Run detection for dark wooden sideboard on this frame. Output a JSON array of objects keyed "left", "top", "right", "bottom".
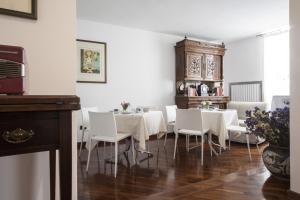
[{"left": 0, "top": 95, "right": 80, "bottom": 200}]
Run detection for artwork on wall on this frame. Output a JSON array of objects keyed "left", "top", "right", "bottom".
[
  {"left": 76, "top": 39, "right": 107, "bottom": 83},
  {"left": 0, "top": 0, "right": 37, "bottom": 19}
]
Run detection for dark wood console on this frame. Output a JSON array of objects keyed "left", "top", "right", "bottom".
[{"left": 0, "top": 95, "right": 80, "bottom": 200}]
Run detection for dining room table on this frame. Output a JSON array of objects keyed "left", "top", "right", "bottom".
[
  {"left": 86, "top": 110, "right": 167, "bottom": 152},
  {"left": 201, "top": 108, "right": 239, "bottom": 149}
]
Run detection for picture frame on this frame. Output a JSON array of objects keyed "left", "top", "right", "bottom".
[
  {"left": 76, "top": 39, "right": 107, "bottom": 83},
  {"left": 0, "top": 0, "right": 37, "bottom": 20}
]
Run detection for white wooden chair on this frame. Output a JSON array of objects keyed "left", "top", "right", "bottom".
[
  {"left": 79, "top": 107, "right": 99, "bottom": 157},
  {"left": 227, "top": 125, "right": 260, "bottom": 161},
  {"left": 173, "top": 109, "right": 211, "bottom": 165},
  {"left": 86, "top": 111, "right": 135, "bottom": 178},
  {"left": 164, "top": 105, "right": 177, "bottom": 145}
]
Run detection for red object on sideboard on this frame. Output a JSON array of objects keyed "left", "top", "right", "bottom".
[{"left": 0, "top": 44, "right": 25, "bottom": 95}]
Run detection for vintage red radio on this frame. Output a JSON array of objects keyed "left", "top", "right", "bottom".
[{"left": 0, "top": 45, "right": 25, "bottom": 95}]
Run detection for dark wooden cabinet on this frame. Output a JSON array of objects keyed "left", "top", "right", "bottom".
[
  {"left": 175, "top": 38, "right": 229, "bottom": 108},
  {"left": 0, "top": 95, "right": 80, "bottom": 200}
]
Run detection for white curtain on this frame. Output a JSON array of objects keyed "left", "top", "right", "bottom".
[{"left": 264, "top": 32, "right": 290, "bottom": 107}]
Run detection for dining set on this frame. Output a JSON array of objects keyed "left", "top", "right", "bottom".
[{"left": 78, "top": 105, "right": 258, "bottom": 178}]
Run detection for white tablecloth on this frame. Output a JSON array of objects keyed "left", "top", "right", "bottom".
[
  {"left": 201, "top": 109, "right": 239, "bottom": 148},
  {"left": 86, "top": 111, "right": 167, "bottom": 151}
]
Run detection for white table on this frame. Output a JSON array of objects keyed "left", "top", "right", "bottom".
[
  {"left": 201, "top": 109, "right": 239, "bottom": 148},
  {"left": 115, "top": 111, "right": 167, "bottom": 151},
  {"left": 86, "top": 111, "right": 167, "bottom": 151}
]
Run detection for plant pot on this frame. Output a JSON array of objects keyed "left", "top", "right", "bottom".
[{"left": 262, "top": 144, "right": 290, "bottom": 179}]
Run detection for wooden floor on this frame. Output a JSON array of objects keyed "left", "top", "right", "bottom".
[{"left": 78, "top": 135, "right": 289, "bottom": 200}]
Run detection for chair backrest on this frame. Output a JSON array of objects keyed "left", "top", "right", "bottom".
[
  {"left": 81, "top": 107, "right": 99, "bottom": 129},
  {"left": 271, "top": 95, "right": 289, "bottom": 111},
  {"left": 175, "top": 109, "right": 204, "bottom": 132},
  {"left": 88, "top": 111, "right": 117, "bottom": 138},
  {"left": 227, "top": 101, "right": 267, "bottom": 119},
  {"left": 165, "top": 105, "right": 177, "bottom": 123}
]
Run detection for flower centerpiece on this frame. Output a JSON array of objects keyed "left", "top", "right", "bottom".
[
  {"left": 245, "top": 106, "right": 290, "bottom": 179},
  {"left": 121, "top": 101, "right": 130, "bottom": 112},
  {"left": 201, "top": 101, "right": 212, "bottom": 109}
]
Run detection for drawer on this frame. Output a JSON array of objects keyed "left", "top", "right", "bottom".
[{"left": 0, "top": 111, "right": 59, "bottom": 153}]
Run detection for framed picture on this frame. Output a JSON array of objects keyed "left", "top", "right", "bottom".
[
  {"left": 76, "top": 39, "right": 107, "bottom": 83},
  {"left": 0, "top": 0, "right": 37, "bottom": 20}
]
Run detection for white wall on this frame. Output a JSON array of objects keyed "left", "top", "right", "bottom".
[
  {"left": 290, "top": 0, "right": 300, "bottom": 194},
  {"left": 223, "top": 37, "right": 264, "bottom": 97},
  {"left": 0, "top": 0, "right": 77, "bottom": 199},
  {"left": 76, "top": 20, "right": 181, "bottom": 138},
  {"left": 77, "top": 20, "right": 181, "bottom": 110}
]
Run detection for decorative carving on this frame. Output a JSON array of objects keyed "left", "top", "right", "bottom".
[
  {"left": 186, "top": 53, "right": 202, "bottom": 77},
  {"left": 206, "top": 55, "right": 216, "bottom": 79}
]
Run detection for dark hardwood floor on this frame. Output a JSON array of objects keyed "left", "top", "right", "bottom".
[{"left": 78, "top": 135, "right": 290, "bottom": 200}]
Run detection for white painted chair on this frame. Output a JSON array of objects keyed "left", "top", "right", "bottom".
[
  {"left": 79, "top": 107, "right": 99, "bottom": 157},
  {"left": 173, "top": 109, "right": 211, "bottom": 165},
  {"left": 164, "top": 105, "right": 177, "bottom": 145},
  {"left": 227, "top": 125, "right": 260, "bottom": 161},
  {"left": 86, "top": 111, "right": 135, "bottom": 178}
]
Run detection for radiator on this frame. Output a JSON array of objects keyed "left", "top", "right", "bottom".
[{"left": 229, "top": 81, "right": 263, "bottom": 102}]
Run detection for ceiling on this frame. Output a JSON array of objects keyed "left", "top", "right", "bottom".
[{"left": 77, "top": 0, "right": 289, "bottom": 42}]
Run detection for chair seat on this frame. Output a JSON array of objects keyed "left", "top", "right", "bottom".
[
  {"left": 92, "top": 132, "right": 132, "bottom": 142},
  {"left": 178, "top": 128, "right": 209, "bottom": 136},
  {"left": 227, "top": 125, "right": 247, "bottom": 133}
]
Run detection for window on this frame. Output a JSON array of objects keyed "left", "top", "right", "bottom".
[{"left": 264, "top": 32, "right": 289, "bottom": 106}]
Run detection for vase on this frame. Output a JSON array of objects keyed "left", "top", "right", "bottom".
[{"left": 262, "top": 144, "right": 290, "bottom": 179}]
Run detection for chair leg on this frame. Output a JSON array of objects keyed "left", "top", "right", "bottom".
[
  {"left": 103, "top": 142, "right": 106, "bottom": 160},
  {"left": 157, "top": 134, "right": 160, "bottom": 150},
  {"left": 228, "top": 131, "right": 231, "bottom": 150},
  {"left": 164, "top": 132, "right": 168, "bottom": 146},
  {"left": 196, "top": 135, "right": 198, "bottom": 145},
  {"left": 131, "top": 136, "right": 136, "bottom": 165},
  {"left": 209, "top": 133, "right": 213, "bottom": 158},
  {"left": 86, "top": 139, "right": 92, "bottom": 172},
  {"left": 79, "top": 129, "right": 85, "bottom": 157},
  {"left": 187, "top": 135, "right": 190, "bottom": 152},
  {"left": 114, "top": 142, "right": 118, "bottom": 178},
  {"left": 246, "top": 134, "right": 252, "bottom": 161},
  {"left": 96, "top": 142, "right": 100, "bottom": 162},
  {"left": 173, "top": 133, "right": 179, "bottom": 159},
  {"left": 201, "top": 135, "right": 204, "bottom": 166}
]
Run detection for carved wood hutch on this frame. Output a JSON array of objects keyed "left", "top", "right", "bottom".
[{"left": 175, "top": 39, "right": 229, "bottom": 109}]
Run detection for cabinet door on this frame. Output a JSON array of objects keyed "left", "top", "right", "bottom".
[
  {"left": 203, "top": 54, "right": 222, "bottom": 80},
  {"left": 185, "top": 52, "right": 203, "bottom": 79}
]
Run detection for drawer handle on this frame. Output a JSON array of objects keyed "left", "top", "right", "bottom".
[{"left": 2, "top": 128, "right": 34, "bottom": 144}]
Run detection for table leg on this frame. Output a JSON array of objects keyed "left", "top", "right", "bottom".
[
  {"left": 50, "top": 149, "right": 56, "bottom": 200},
  {"left": 59, "top": 111, "right": 72, "bottom": 200}
]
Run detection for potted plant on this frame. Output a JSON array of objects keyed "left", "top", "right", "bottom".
[
  {"left": 245, "top": 106, "right": 290, "bottom": 179},
  {"left": 121, "top": 101, "right": 130, "bottom": 112}
]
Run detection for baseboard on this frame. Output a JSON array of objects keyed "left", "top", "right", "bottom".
[{"left": 288, "top": 190, "right": 300, "bottom": 200}]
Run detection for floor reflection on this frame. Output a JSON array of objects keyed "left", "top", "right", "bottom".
[{"left": 78, "top": 135, "right": 289, "bottom": 200}]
